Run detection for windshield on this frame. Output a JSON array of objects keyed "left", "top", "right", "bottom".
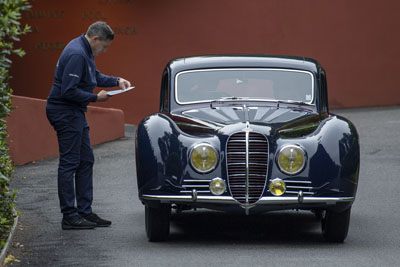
[{"left": 175, "top": 68, "right": 314, "bottom": 104}]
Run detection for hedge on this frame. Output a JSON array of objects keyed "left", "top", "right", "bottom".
[{"left": 0, "top": 0, "right": 30, "bottom": 250}]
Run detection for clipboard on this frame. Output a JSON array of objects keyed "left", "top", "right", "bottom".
[{"left": 107, "top": 86, "right": 135, "bottom": 96}]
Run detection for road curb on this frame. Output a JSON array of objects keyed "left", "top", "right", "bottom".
[{"left": 0, "top": 209, "right": 19, "bottom": 265}]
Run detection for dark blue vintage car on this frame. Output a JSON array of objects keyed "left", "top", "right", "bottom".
[{"left": 135, "top": 55, "right": 359, "bottom": 242}]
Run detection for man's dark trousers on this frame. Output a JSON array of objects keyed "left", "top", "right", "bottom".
[{"left": 46, "top": 108, "right": 94, "bottom": 217}]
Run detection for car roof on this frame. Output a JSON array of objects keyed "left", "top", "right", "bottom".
[{"left": 167, "top": 55, "right": 321, "bottom": 74}]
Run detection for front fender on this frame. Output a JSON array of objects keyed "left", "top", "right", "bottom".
[
  {"left": 302, "top": 115, "right": 359, "bottom": 197},
  {"left": 136, "top": 113, "right": 183, "bottom": 195},
  {"left": 271, "top": 114, "right": 359, "bottom": 198},
  {"left": 135, "top": 113, "right": 221, "bottom": 197}
]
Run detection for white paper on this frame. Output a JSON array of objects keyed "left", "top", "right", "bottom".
[{"left": 107, "top": 86, "right": 135, "bottom": 96}]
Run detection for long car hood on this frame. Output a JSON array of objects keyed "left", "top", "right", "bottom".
[{"left": 170, "top": 105, "right": 323, "bottom": 135}]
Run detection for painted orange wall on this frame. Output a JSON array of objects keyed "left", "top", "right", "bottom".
[{"left": 10, "top": 0, "right": 400, "bottom": 124}]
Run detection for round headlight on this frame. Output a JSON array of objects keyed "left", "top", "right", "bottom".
[
  {"left": 269, "top": 178, "right": 286, "bottom": 196},
  {"left": 190, "top": 144, "right": 218, "bottom": 173},
  {"left": 209, "top": 177, "right": 226, "bottom": 195},
  {"left": 277, "top": 145, "right": 306, "bottom": 175}
]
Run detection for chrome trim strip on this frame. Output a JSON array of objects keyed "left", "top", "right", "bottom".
[
  {"left": 248, "top": 163, "right": 268, "bottom": 167},
  {"left": 180, "top": 190, "right": 211, "bottom": 194},
  {"left": 183, "top": 179, "right": 212, "bottom": 183},
  {"left": 286, "top": 186, "right": 314, "bottom": 190},
  {"left": 174, "top": 68, "right": 315, "bottom": 105},
  {"left": 227, "top": 174, "right": 246, "bottom": 177},
  {"left": 142, "top": 194, "right": 355, "bottom": 205},
  {"left": 285, "top": 180, "right": 311, "bottom": 184},
  {"left": 250, "top": 174, "right": 267, "bottom": 177},
  {"left": 245, "top": 120, "right": 250, "bottom": 204},
  {"left": 182, "top": 185, "right": 210, "bottom": 188},
  {"left": 227, "top": 163, "right": 247, "bottom": 166},
  {"left": 285, "top": 191, "right": 314, "bottom": 195}
]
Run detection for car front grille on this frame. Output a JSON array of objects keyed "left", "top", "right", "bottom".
[{"left": 226, "top": 131, "right": 269, "bottom": 204}]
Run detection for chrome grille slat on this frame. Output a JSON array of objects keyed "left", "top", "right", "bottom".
[
  {"left": 248, "top": 163, "right": 268, "bottom": 166},
  {"left": 183, "top": 179, "right": 212, "bottom": 183},
  {"left": 180, "top": 190, "right": 211, "bottom": 194},
  {"left": 285, "top": 191, "right": 314, "bottom": 195},
  {"left": 180, "top": 179, "right": 212, "bottom": 194},
  {"left": 182, "top": 185, "right": 210, "bottom": 188},
  {"left": 230, "top": 185, "right": 265, "bottom": 188},
  {"left": 286, "top": 185, "right": 315, "bottom": 190},
  {"left": 285, "top": 180, "right": 312, "bottom": 184},
  {"left": 227, "top": 131, "right": 269, "bottom": 204},
  {"left": 234, "top": 197, "right": 260, "bottom": 200}
]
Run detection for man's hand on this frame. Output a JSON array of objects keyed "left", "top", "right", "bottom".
[
  {"left": 118, "top": 77, "right": 131, "bottom": 89},
  {"left": 97, "top": 90, "right": 110, "bottom": 102}
]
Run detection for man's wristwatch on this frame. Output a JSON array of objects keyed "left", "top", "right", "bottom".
[{"left": 116, "top": 77, "right": 120, "bottom": 86}]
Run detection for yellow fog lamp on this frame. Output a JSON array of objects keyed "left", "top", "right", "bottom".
[
  {"left": 209, "top": 177, "right": 226, "bottom": 195},
  {"left": 269, "top": 178, "right": 286, "bottom": 196},
  {"left": 277, "top": 145, "right": 306, "bottom": 175},
  {"left": 190, "top": 143, "right": 218, "bottom": 173}
]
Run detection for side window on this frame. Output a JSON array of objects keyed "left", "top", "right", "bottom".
[
  {"left": 160, "top": 70, "right": 169, "bottom": 112},
  {"left": 319, "top": 69, "right": 329, "bottom": 113}
]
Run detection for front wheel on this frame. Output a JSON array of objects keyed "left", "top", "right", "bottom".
[
  {"left": 145, "top": 203, "right": 171, "bottom": 242},
  {"left": 321, "top": 207, "right": 351, "bottom": 242}
]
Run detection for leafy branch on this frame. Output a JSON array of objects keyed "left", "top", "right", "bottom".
[{"left": 0, "top": 0, "right": 31, "bottom": 249}]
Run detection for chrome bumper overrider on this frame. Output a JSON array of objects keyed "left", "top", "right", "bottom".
[{"left": 141, "top": 194, "right": 355, "bottom": 206}]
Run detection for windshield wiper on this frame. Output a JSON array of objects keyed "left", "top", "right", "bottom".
[
  {"left": 276, "top": 100, "right": 313, "bottom": 111},
  {"left": 217, "top": 96, "right": 249, "bottom": 101},
  {"left": 277, "top": 100, "right": 308, "bottom": 105},
  {"left": 210, "top": 96, "right": 249, "bottom": 109}
]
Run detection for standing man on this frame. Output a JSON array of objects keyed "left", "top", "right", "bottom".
[{"left": 46, "top": 21, "right": 131, "bottom": 230}]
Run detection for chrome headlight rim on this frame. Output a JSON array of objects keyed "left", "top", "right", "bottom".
[
  {"left": 276, "top": 144, "right": 307, "bottom": 175},
  {"left": 190, "top": 143, "right": 219, "bottom": 173}
]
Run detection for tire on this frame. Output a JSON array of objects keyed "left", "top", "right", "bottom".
[
  {"left": 312, "top": 209, "right": 323, "bottom": 220},
  {"left": 321, "top": 207, "right": 351, "bottom": 242},
  {"left": 145, "top": 203, "right": 171, "bottom": 242}
]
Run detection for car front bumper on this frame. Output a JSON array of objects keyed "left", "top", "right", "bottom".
[{"left": 141, "top": 194, "right": 355, "bottom": 208}]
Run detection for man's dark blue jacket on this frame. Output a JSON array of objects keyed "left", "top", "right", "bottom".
[{"left": 47, "top": 34, "right": 117, "bottom": 111}]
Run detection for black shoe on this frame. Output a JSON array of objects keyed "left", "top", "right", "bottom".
[
  {"left": 62, "top": 215, "right": 96, "bottom": 230},
  {"left": 83, "top": 213, "right": 112, "bottom": 227}
]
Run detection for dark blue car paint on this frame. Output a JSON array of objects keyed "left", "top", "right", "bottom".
[{"left": 136, "top": 56, "right": 359, "bottom": 213}]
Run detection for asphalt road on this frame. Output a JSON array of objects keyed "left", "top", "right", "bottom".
[{"left": 7, "top": 106, "right": 400, "bottom": 267}]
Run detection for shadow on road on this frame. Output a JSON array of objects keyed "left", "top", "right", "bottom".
[{"left": 168, "top": 209, "right": 325, "bottom": 244}]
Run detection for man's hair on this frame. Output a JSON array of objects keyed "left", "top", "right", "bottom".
[{"left": 86, "top": 21, "right": 114, "bottom": 41}]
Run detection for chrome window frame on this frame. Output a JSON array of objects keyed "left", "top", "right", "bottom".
[{"left": 174, "top": 68, "right": 315, "bottom": 105}]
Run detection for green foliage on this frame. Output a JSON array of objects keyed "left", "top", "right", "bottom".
[{"left": 0, "top": 0, "right": 31, "bottom": 249}]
